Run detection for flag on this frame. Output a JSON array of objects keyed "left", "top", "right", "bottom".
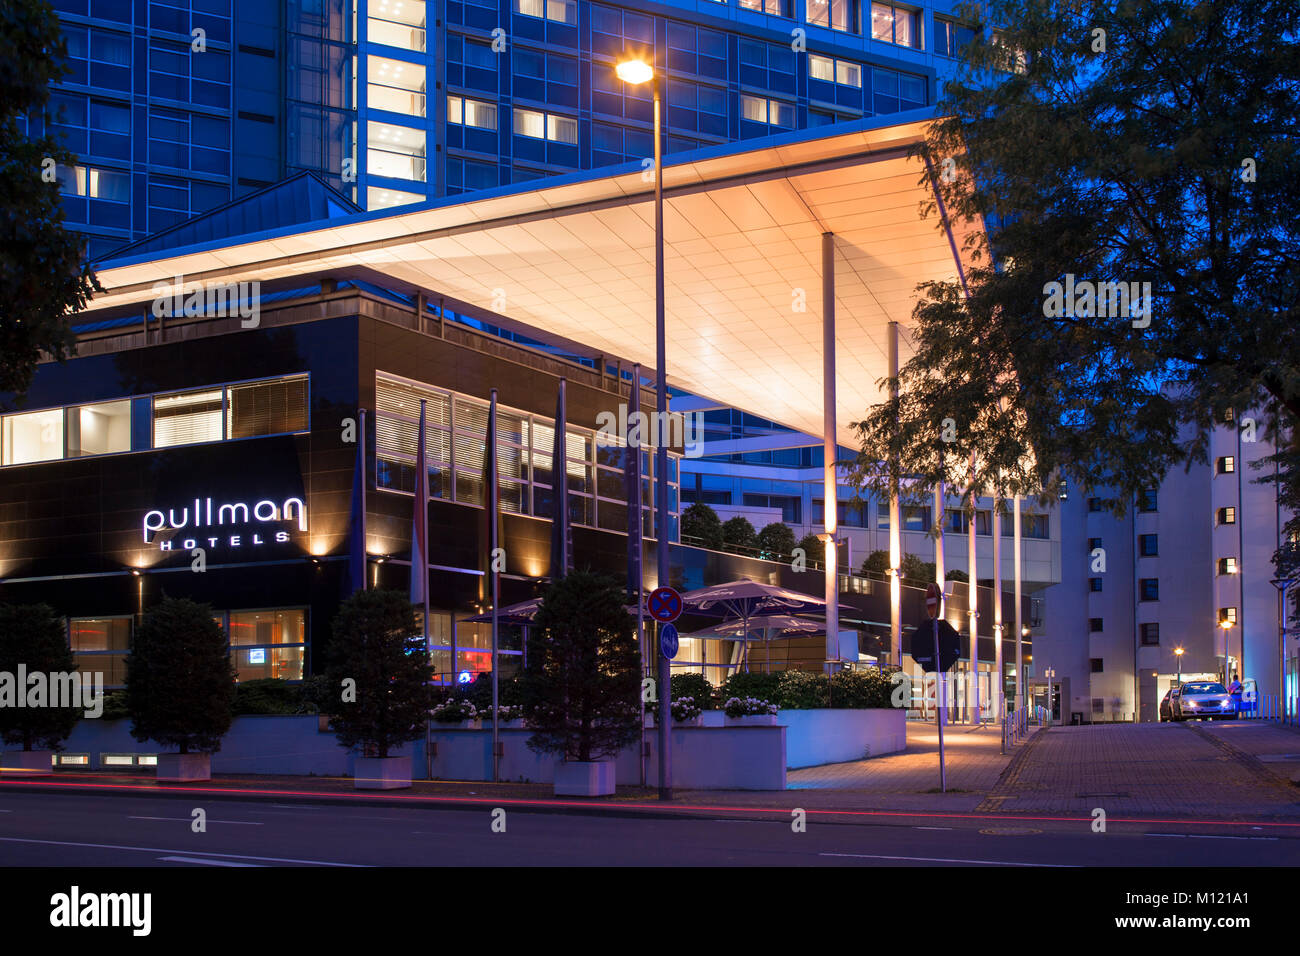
[
  {"left": 409, "top": 399, "right": 428, "bottom": 607},
  {"left": 346, "top": 409, "right": 367, "bottom": 594},
  {"left": 625, "top": 366, "right": 642, "bottom": 597},
  {"left": 550, "top": 378, "right": 570, "bottom": 578}
]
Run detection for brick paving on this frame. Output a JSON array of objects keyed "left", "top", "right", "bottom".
[{"left": 975, "top": 722, "right": 1300, "bottom": 819}]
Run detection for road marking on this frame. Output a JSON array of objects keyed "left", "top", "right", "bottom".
[
  {"left": 0, "top": 836, "right": 366, "bottom": 867},
  {"left": 914, "top": 826, "right": 954, "bottom": 831},
  {"left": 1147, "top": 833, "right": 1278, "bottom": 841},
  {"left": 131, "top": 816, "right": 264, "bottom": 825},
  {"left": 819, "top": 852, "right": 1070, "bottom": 867},
  {"left": 157, "top": 855, "right": 261, "bottom": 867}
]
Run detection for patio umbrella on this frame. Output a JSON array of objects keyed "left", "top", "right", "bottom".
[
  {"left": 690, "top": 613, "right": 826, "bottom": 674},
  {"left": 678, "top": 580, "right": 831, "bottom": 672}
]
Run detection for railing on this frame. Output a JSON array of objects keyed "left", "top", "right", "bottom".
[
  {"left": 1239, "top": 695, "right": 1300, "bottom": 724},
  {"left": 1000, "top": 700, "right": 1033, "bottom": 753}
]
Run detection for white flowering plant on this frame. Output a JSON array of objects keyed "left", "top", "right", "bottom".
[
  {"left": 723, "top": 696, "right": 778, "bottom": 718},
  {"left": 431, "top": 698, "right": 479, "bottom": 723}
]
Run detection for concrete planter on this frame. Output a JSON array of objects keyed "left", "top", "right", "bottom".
[
  {"left": 725, "top": 714, "right": 778, "bottom": 726},
  {"left": 554, "top": 759, "right": 616, "bottom": 796},
  {"left": 1, "top": 750, "right": 53, "bottom": 774},
  {"left": 503, "top": 719, "right": 526, "bottom": 729},
  {"left": 673, "top": 716, "right": 704, "bottom": 727},
  {"left": 355, "top": 755, "right": 411, "bottom": 790},
  {"left": 433, "top": 719, "right": 480, "bottom": 730},
  {"left": 157, "top": 753, "right": 211, "bottom": 782}
]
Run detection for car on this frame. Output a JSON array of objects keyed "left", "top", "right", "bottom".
[
  {"left": 1159, "top": 688, "right": 1173, "bottom": 721},
  {"left": 1170, "top": 681, "right": 1237, "bottom": 721}
]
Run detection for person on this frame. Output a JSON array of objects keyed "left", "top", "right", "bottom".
[{"left": 1228, "top": 673, "right": 1244, "bottom": 710}]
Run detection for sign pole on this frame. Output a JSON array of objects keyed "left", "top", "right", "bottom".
[{"left": 935, "top": 616, "right": 946, "bottom": 793}]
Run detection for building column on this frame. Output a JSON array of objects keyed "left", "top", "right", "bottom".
[
  {"left": 822, "top": 232, "right": 839, "bottom": 672},
  {"left": 888, "top": 320, "right": 901, "bottom": 668},
  {"left": 1014, "top": 494, "right": 1023, "bottom": 710},
  {"left": 934, "top": 483, "right": 945, "bottom": 585},
  {"left": 992, "top": 495, "right": 1003, "bottom": 721}
]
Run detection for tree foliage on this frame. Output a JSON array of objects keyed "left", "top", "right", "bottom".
[
  {"left": 520, "top": 570, "right": 640, "bottom": 762},
  {"left": 796, "top": 533, "right": 825, "bottom": 566},
  {"left": 756, "top": 521, "right": 797, "bottom": 560},
  {"left": 0, "top": 0, "right": 101, "bottom": 401},
  {"left": 721, "top": 515, "right": 758, "bottom": 552},
  {"left": 0, "top": 603, "right": 80, "bottom": 751},
  {"left": 127, "top": 596, "right": 236, "bottom": 754},
  {"left": 847, "top": 2, "right": 1300, "bottom": 543},
  {"left": 324, "top": 588, "right": 431, "bottom": 758},
  {"left": 681, "top": 502, "right": 724, "bottom": 550}
]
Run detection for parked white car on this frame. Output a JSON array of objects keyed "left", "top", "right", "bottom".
[{"left": 1170, "top": 681, "right": 1237, "bottom": 721}]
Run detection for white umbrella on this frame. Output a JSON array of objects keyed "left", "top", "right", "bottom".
[{"left": 678, "top": 580, "right": 830, "bottom": 673}]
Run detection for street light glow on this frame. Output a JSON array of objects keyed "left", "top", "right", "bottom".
[{"left": 616, "top": 59, "right": 654, "bottom": 85}]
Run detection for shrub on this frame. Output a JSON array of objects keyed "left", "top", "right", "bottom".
[
  {"left": 776, "top": 669, "right": 830, "bottom": 709},
  {"left": 721, "top": 516, "right": 758, "bottom": 552},
  {"left": 295, "top": 674, "right": 334, "bottom": 714},
  {"left": 670, "top": 672, "right": 716, "bottom": 709},
  {"left": 719, "top": 671, "right": 781, "bottom": 704},
  {"left": 233, "top": 678, "right": 300, "bottom": 715},
  {"left": 431, "top": 698, "right": 479, "bottom": 723},
  {"left": 651, "top": 696, "right": 703, "bottom": 724},
  {"left": 0, "top": 603, "right": 81, "bottom": 751},
  {"left": 829, "top": 669, "right": 894, "bottom": 709},
  {"left": 520, "top": 570, "right": 641, "bottom": 762},
  {"left": 681, "top": 503, "right": 724, "bottom": 550},
  {"left": 127, "top": 596, "right": 236, "bottom": 754},
  {"left": 756, "top": 522, "right": 797, "bottom": 561},
  {"left": 100, "top": 690, "right": 130, "bottom": 722},
  {"left": 723, "top": 696, "right": 778, "bottom": 718},
  {"left": 324, "top": 588, "right": 432, "bottom": 758}
]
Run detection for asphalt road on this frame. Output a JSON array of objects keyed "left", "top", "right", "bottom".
[{"left": 3, "top": 790, "right": 1300, "bottom": 866}]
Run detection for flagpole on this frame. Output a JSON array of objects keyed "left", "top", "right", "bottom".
[
  {"left": 360, "top": 409, "right": 367, "bottom": 590},
  {"left": 489, "top": 389, "right": 500, "bottom": 783}
]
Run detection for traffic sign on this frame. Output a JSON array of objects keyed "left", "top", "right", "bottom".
[
  {"left": 925, "top": 582, "right": 942, "bottom": 619},
  {"left": 660, "top": 623, "right": 679, "bottom": 660},
  {"left": 646, "top": 585, "right": 683, "bottom": 623},
  {"left": 911, "top": 618, "right": 961, "bottom": 672}
]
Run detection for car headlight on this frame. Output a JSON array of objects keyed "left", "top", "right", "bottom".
[{"left": 1185, "top": 700, "right": 1197, "bottom": 706}]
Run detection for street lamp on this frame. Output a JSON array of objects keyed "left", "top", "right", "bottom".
[
  {"left": 617, "top": 56, "right": 671, "bottom": 800},
  {"left": 1174, "top": 646, "right": 1184, "bottom": 686}
]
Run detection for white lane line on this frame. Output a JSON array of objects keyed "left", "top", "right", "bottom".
[
  {"left": 130, "top": 816, "right": 263, "bottom": 825},
  {"left": 269, "top": 804, "right": 331, "bottom": 810},
  {"left": 914, "top": 826, "right": 954, "bottom": 831},
  {"left": 1187, "top": 834, "right": 1278, "bottom": 841},
  {"left": 158, "top": 856, "right": 261, "bottom": 867},
  {"left": 0, "top": 836, "right": 366, "bottom": 867},
  {"left": 820, "top": 852, "right": 1071, "bottom": 867}
]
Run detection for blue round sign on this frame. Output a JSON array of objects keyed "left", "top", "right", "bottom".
[{"left": 660, "top": 623, "right": 679, "bottom": 660}]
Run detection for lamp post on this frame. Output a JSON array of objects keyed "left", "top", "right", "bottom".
[
  {"left": 1220, "top": 619, "right": 1234, "bottom": 686},
  {"left": 1174, "top": 646, "right": 1184, "bottom": 687},
  {"left": 616, "top": 57, "right": 671, "bottom": 800}
]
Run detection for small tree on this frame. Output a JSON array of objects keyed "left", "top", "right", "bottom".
[
  {"left": 796, "top": 533, "right": 825, "bottom": 567},
  {"left": 0, "top": 603, "right": 80, "bottom": 751},
  {"left": 520, "top": 570, "right": 640, "bottom": 762},
  {"left": 756, "top": 522, "right": 797, "bottom": 561},
  {"left": 721, "top": 516, "right": 758, "bottom": 552},
  {"left": 325, "top": 589, "right": 431, "bottom": 759},
  {"left": 861, "top": 550, "right": 891, "bottom": 579},
  {"left": 681, "top": 502, "right": 724, "bottom": 550},
  {"left": 127, "top": 597, "right": 235, "bottom": 754}
]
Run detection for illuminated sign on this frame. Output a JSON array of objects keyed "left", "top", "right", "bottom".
[
  {"left": 142, "top": 496, "right": 307, "bottom": 550},
  {"left": 248, "top": 649, "right": 266, "bottom": 664}
]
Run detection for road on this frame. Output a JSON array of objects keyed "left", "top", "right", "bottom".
[{"left": 2, "top": 790, "right": 1299, "bottom": 866}]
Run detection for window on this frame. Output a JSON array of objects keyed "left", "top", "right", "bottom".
[
  {"left": 447, "top": 95, "right": 498, "bottom": 130},
  {"left": 1219, "top": 607, "right": 1238, "bottom": 626},
  {"left": 1140, "top": 578, "right": 1160, "bottom": 601},
  {"left": 1087, "top": 497, "right": 1102, "bottom": 512},
  {"left": 742, "top": 493, "right": 802, "bottom": 524},
  {"left": 226, "top": 377, "right": 309, "bottom": 440},
  {"left": 991, "top": 29, "right": 1028, "bottom": 73},
  {"left": 807, "top": 0, "right": 853, "bottom": 32},
  {"left": 1089, "top": 577, "right": 1103, "bottom": 592},
  {"left": 369, "top": 0, "right": 426, "bottom": 52},
  {"left": 1139, "top": 534, "right": 1158, "bottom": 556},
  {"left": 1090, "top": 658, "right": 1103, "bottom": 673},
  {"left": 55, "top": 163, "right": 130, "bottom": 201},
  {"left": 1220, "top": 407, "right": 1235, "bottom": 425},
  {"left": 1023, "top": 513, "right": 1050, "bottom": 539},
  {"left": 1218, "top": 557, "right": 1238, "bottom": 575},
  {"left": 153, "top": 389, "right": 224, "bottom": 447},
  {"left": 739, "top": 95, "right": 794, "bottom": 128},
  {"left": 871, "top": 3, "right": 920, "bottom": 48},
  {"left": 367, "top": 121, "right": 426, "bottom": 182},
  {"left": 1091, "top": 697, "right": 1105, "bottom": 715},
  {"left": 739, "top": 0, "right": 790, "bottom": 14},
  {"left": 934, "top": 16, "right": 975, "bottom": 57},
  {"left": 1218, "top": 506, "right": 1236, "bottom": 525},
  {"left": 368, "top": 55, "right": 426, "bottom": 117},
  {"left": 1089, "top": 618, "right": 1104, "bottom": 633},
  {"left": 68, "top": 400, "right": 131, "bottom": 457},
  {"left": 2, "top": 408, "right": 65, "bottom": 465},
  {"left": 809, "top": 53, "right": 863, "bottom": 87},
  {"left": 226, "top": 609, "right": 307, "bottom": 682},
  {"left": 515, "top": 0, "right": 576, "bottom": 25},
  {"left": 368, "top": 186, "right": 425, "bottom": 209},
  {"left": 1217, "top": 456, "right": 1235, "bottom": 474},
  {"left": 1088, "top": 537, "right": 1103, "bottom": 550},
  {"left": 815, "top": 498, "right": 868, "bottom": 528},
  {"left": 70, "top": 617, "right": 131, "bottom": 688},
  {"left": 512, "top": 107, "right": 573, "bottom": 142},
  {"left": 1140, "top": 623, "right": 1160, "bottom": 645},
  {"left": 462, "top": 39, "right": 496, "bottom": 70},
  {"left": 1137, "top": 488, "right": 1158, "bottom": 512}
]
